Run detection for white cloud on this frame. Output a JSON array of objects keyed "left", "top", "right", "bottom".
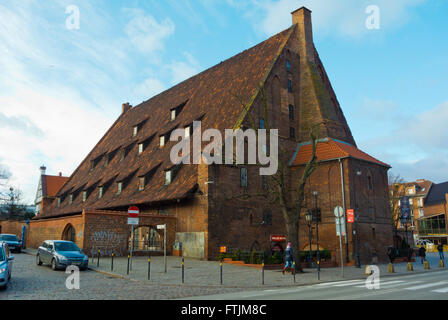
[
  {"left": 235, "top": 0, "right": 427, "bottom": 38},
  {"left": 124, "top": 9, "right": 175, "bottom": 56},
  {"left": 168, "top": 52, "right": 201, "bottom": 84},
  {"left": 132, "top": 77, "right": 167, "bottom": 105}
]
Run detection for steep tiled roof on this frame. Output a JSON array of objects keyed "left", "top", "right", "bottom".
[
  {"left": 425, "top": 182, "right": 448, "bottom": 205},
  {"left": 289, "top": 138, "right": 390, "bottom": 167},
  {"left": 42, "top": 175, "right": 69, "bottom": 197},
  {"left": 35, "top": 26, "right": 294, "bottom": 220}
]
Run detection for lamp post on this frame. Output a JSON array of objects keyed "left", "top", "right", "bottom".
[
  {"left": 354, "top": 170, "right": 362, "bottom": 268},
  {"left": 305, "top": 210, "right": 313, "bottom": 267},
  {"left": 313, "top": 191, "right": 320, "bottom": 280}
]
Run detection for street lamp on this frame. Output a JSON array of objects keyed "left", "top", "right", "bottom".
[
  {"left": 305, "top": 210, "right": 313, "bottom": 267},
  {"left": 313, "top": 191, "right": 320, "bottom": 280}
]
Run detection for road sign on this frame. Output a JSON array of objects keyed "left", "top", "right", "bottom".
[
  {"left": 128, "top": 217, "right": 139, "bottom": 225},
  {"left": 336, "top": 217, "right": 346, "bottom": 236},
  {"left": 334, "top": 206, "right": 344, "bottom": 218},
  {"left": 128, "top": 206, "right": 140, "bottom": 218},
  {"left": 347, "top": 209, "right": 355, "bottom": 223},
  {"left": 270, "top": 235, "right": 287, "bottom": 242}
]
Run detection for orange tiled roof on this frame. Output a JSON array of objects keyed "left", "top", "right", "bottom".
[
  {"left": 290, "top": 138, "right": 390, "bottom": 167},
  {"left": 43, "top": 175, "right": 69, "bottom": 197},
  {"left": 35, "top": 26, "right": 294, "bottom": 220}
]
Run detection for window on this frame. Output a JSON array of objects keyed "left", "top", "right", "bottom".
[
  {"left": 259, "top": 118, "right": 265, "bottom": 129},
  {"left": 165, "top": 170, "right": 172, "bottom": 185},
  {"left": 104, "top": 154, "right": 109, "bottom": 167},
  {"left": 117, "top": 182, "right": 123, "bottom": 195},
  {"left": 185, "top": 126, "right": 190, "bottom": 138},
  {"left": 407, "top": 188, "right": 415, "bottom": 195},
  {"left": 287, "top": 79, "right": 292, "bottom": 92},
  {"left": 69, "top": 194, "right": 73, "bottom": 204},
  {"left": 286, "top": 59, "right": 291, "bottom": 72},
  {"left": 139, "top": 177, "right": 145, "bottom": 191},
  {"left": 289, "top": 127, "right": 295, "bottom": 139},
  {"left": 138, "top": 143, "right": 144, "bottom": 154},
  {"left": 418, "top": 209, "right": 424, "bottom": 218},
  {"left": 98, "top": 186, "right": 103, "bottom": 199},
  {"left": 57, "top": 197, "right": 61, "bottom": 207},
  {"left": 418, "top": 198, "right": 424, "bottom": 207},
  {"left": 82, "top": 191, "right": 87, "bottom": 202},
  {"left": 160, "top": 135, "right": 165, "bottom": 147},
  {"left": 120, "top": 149, "right": 125, "bottom": 161},
  {"left": 263, "top": 210, "right": 272, "bottom": 225},
  {"left": 171, "top": 109, "right": 177, "bottom": 121},
  {"left": 289, "top": 105, "right": 294, "bottom": 120},
  {"left": 367, "top": 176, "right": 373, "bottom": 190},
  {"left": 240, "top": 167, "right": 248, "bottom": 187},
  {"left": 133, "top": 126, "right": 138, "bottom": 136},
  {"left": 409, "top": 198, "right": 414, "bottom": 206},
  {"left": 158, "top": 207, "right": 169, "bottom": 215}
]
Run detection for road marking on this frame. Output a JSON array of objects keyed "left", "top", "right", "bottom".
[
  {"left": 405, "top": 281, "right": 448, "bottom": 290},
  {"left": 333, "top": 280, "right": 368, "bottom": 287},
  {"left": 432, "top": 287, "right": 448, "bottom": 293},
  {"left": 380, "top": 280, "right": 422, "bottom": 289},
  {"left": 316, "top": 279, "right": 365, "bottom": 287},
  {"left": 353, "top": 280, "right": 404, "bottom": 288}
]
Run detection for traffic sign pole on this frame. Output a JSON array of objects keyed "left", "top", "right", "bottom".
[{"left": 128, "top": 206, "right": 140, "bottom": 272}]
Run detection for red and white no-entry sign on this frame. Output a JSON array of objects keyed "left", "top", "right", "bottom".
[{"left": 128, "top": 206, "right": 140, "bottom": 218}]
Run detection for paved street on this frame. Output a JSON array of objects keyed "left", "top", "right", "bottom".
[
  {"left": 0, "top": 252, "right": 246, "bottom": 300},
  {"left": 185, "top": 270, "right": 448, "bottom": 300}
]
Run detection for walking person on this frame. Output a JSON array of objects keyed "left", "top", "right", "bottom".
[
  {"left": 282, "top": 242, "right": 295, "bottom": 275},
  {"left": 419, "top": 246, "right": 427, "bottom": 264},
  {"left": 387, "top": 245, "right": 395, "bottom": 264},
  {"left": 437, "top": 243, "right": 445, "bottom": 260}
]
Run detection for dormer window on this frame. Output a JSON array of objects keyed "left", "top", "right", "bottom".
[
  {"left": 82, "top": 191, "right": 87, "bottom": 202},
  {"left": 139, "top": 177, "right": 145, "bottom": 191},
  {"left": 117, "top": 182, "right": 123, "bottom": 195},
  {"left": 286, "top": 59, "right": 291, "bottom": 72},
  {"left": 170, "top": 101, "right": 187, "bottom": 121},
  {"left": 185, "top": 126, "right": 191, "bottom": 138},
  {"left": 171, "top": 109, "right": 177, "bottom": 121},
  {"left": 160, "top": 135, "right": 165, "bottom": 147},
  {"left": 98, "top": 186, "right": 103, "bottom": 199},
  {"left": 69, "top": 194, "right": 73, "bottom": 204},
  {"left": 138, "top": 143, "right": 144, "bottom": 154},
  {"left": 165, "top": 170, "right": 172, "bottom": 185},
  {"left": 133, "top": 126, "right": 138, "bottom": 137},
  {"left": 57, "top": 197, "right": 61, "bottom": 207}
]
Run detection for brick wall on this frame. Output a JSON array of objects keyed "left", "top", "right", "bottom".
[{"left": 0, "top": 220, "right": 27, "bottom": 239}]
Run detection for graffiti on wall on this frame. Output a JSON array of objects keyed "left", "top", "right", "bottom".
[{"left": 89, "top": 230, "right": 128, "bottom": 257}]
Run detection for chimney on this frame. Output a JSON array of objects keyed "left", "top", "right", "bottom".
[
  {"left": 291, "top": 7, "right": 314, "bottom": 60},
  {"left": 40, "top": 165, "right": 46, "bottom": 175},
  {"left": 59, "top": 172, "right": 62, "bottom": 177},
  {"left": 122, "top": 102, "right": 132, "bottom": 113}
]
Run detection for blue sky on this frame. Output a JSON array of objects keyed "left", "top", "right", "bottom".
[{"left": 0, "top": 0, "right": 447, "bottom": 203}]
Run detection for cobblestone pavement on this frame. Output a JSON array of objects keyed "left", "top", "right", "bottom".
[
  {"left": 0, "top": 252, "right": 247, "bottom": 300},
  {"left": 88, "top": 251, "right": 446, "bottom": 288}
]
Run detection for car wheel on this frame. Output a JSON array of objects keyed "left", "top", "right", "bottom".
[
  {"left": 8, "top": 272, "right": 11, "bottom": 281},
  {"left": 36, "top": 254, "right": 42, "bottom": 266},
  {"left": 51, "top": 258, "right": 58, "bottom": 271}
]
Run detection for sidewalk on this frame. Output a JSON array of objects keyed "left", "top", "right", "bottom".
[{"left": 22, "top": 249, "right": 446, "bottom": 288}]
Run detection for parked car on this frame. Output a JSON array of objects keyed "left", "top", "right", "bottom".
[
  {"left": 36, "top": 240, "right": 88, "bottom": 271},
  {"left": 0, "top": 242, "right": 14, "bottom": 289},
  {"left": 0, "top": 234, "right": 21, "bottom": 253},
  {"left": 416, "top": 239, "right": 434, "bottom": 247}
]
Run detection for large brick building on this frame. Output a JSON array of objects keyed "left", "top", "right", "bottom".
[{"left": 28, "top": 7, "right": 393, "bottom": 264}]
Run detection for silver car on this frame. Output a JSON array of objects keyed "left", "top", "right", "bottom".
[
  {"left": 36, "top": 240, "right": 88, "bottom": 271},
  {"left": 0, "top": 242, "right": 14, "bottom": 290}
]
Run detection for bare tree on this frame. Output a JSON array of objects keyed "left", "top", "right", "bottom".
[
  {"left": 230, "top": 86, "right": 323, "bottom": 272},
  {"left": 388, "top": 172, "right": 405, "bottom": 249}
]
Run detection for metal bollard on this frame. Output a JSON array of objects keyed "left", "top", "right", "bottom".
[
  {"left": 127, "top": 255, "right": 130, "bottom": 275},
  {"left": 220, "top": 259, "right": 223, "bottom": 285},
  {"left": 262, "top": 260, "right": 265, "bottom": 285},
  {"left": 148, "top": 257, "right": 151, "bottom": 280},
  {"left": 111, "top": 253, "right": 114, "bottom": 271},
  {"left": 182, "top": 258, "right": 185, "bottom": 284},
  {"left": 97, "top": 250, "right": 100, "bottom": 267},
  {"left": 293, "top": 261, "right": 296, "bottom": 283}
]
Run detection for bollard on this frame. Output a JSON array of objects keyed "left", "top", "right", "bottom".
[
  {"left": 388, "top": 263, "right": 395, "bottom": 273},
  {"left": 293, "top": 261, "right": 296, "bottom": 283},
  {"left": 407, "top": 262, "right": 414, "bottom": 272},
  {"left": 182, "top": 258, "right": 185, "bottom": 284},
  {"left": 440, "top": 260, "right": 445, "bottom": 268},
  {"left": 148, "top": 257, "right": 151, "bottom": 280},
  {"left": 127, "top": 255, "right": 130, "bottom": 275},
  {"left": 97, "top": 250, "right": 100, "bottom": 267},
  {"left": 424, "top": 260, "right": 430, "bottom": 270},
  {"left": 365, "top": 265, "right": 372, "bottom": 276},
  {"left": 220, "top": 259, "right": 223, "bottom": 285},
  {"left": 261, "top": 260, "right": 264, "bottom": 285},
  {"left": 111, "top": 253, "right": 114, "bottom": 271}
]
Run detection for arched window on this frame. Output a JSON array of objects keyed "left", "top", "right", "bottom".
[{"left": 62, "top": 224, "right": 76, "bottom": 242}]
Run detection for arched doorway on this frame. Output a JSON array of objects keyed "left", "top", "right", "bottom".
[
  {"left": 62, "top": 224, "right": 76, "bottom": 242},
  {"left": 129, "top": 226, "right": 163, "bottom": 253}
]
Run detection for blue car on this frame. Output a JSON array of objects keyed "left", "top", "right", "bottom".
[
  {"left": 0, "top": 242, "right": 14, "bottom": 290},
  {"left": 0, "top": 234, "right": 21, "bottom": 253},
  {"left": 36, "top": 240, "right": 88, "bottom": 271}
]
